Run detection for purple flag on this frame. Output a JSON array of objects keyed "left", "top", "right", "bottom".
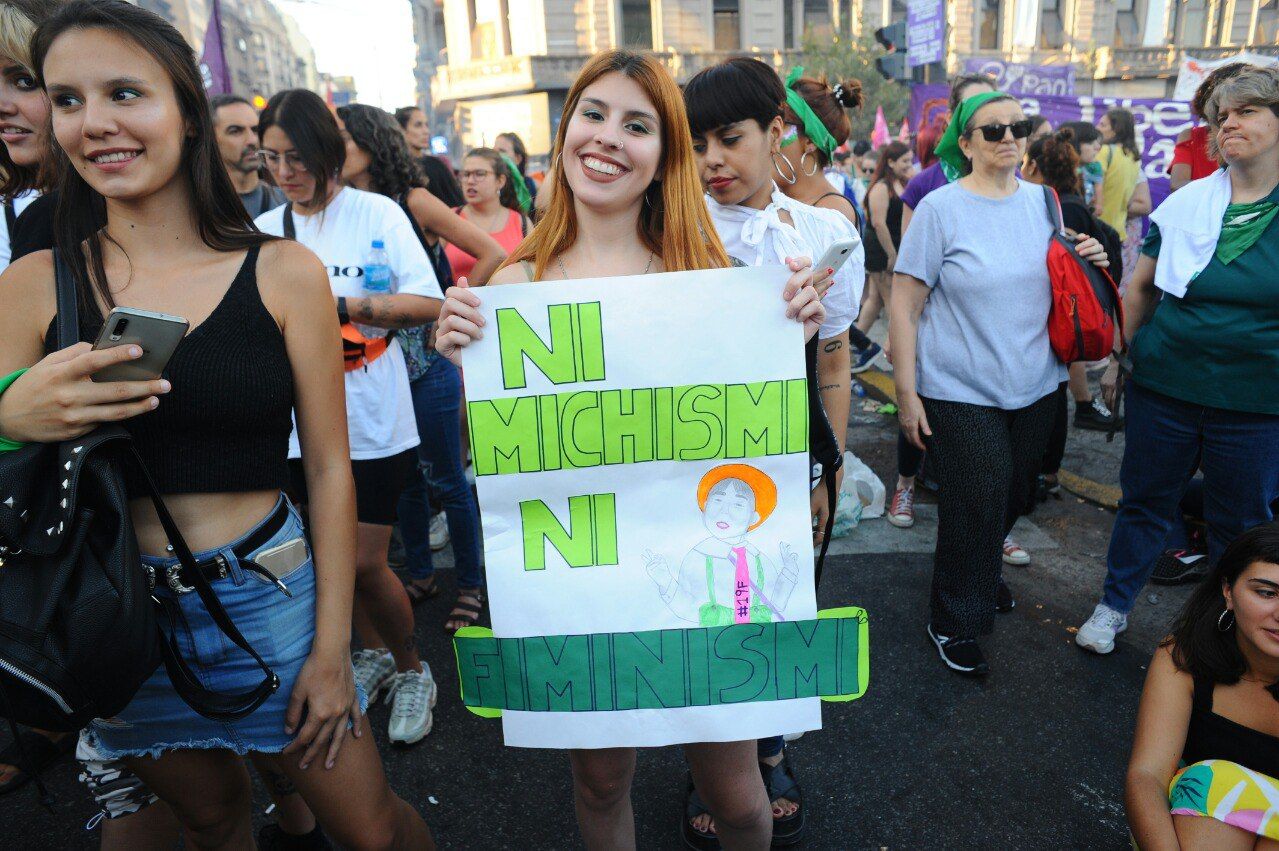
[{"left": 199, "top": 0, "right": 231, "bottom": 96}]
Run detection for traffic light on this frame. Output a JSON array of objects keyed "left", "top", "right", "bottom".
[{"left": 874, "top": 21, "right": 910, "bottom": 83}]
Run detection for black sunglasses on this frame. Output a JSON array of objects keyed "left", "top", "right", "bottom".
[{"left": 970, "top": 120, "right": 1035, "bottom": 142}]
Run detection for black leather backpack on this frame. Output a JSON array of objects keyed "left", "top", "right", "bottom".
[{"left": 0, "top": 250, "right": 278, "bottom": 731}]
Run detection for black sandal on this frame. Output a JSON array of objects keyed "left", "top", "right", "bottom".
[
  {"left": 0, "top": 730, "right": 73, "bottom": 796},
  {"left": 681, "top": 772, "right": 720, "bottom": 850},
  {"left": 444, "top": 589, "right": 484, "bottom": 633},
  {"left": 761, "top": 754, "right": 805, "bottom": 846},
  {"left": 404, "top": 576, "right": 441, "bottom": 607}
]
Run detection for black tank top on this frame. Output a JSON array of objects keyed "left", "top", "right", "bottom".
[
  {"left": 1181, "top": 674, "right": 1279, "bottom": 777},
  {"left": 43, "top": 246, "right": 294, "bottom": 496}
]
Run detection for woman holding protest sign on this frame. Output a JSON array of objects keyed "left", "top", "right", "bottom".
[
  {"left": 1076, "top": 67, "right": 1279, "bottom": 656},
  {"left": 435, "top": 49, "right": 826, "bottom": 851},
  {"left": 890, "top": 91, "right": 1111, "bottom": 677}
]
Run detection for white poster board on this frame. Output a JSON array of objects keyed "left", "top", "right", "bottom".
[{"left": 459, "top": 266, "right": 825, "bottom": 749}]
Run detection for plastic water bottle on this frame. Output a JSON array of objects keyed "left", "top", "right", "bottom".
[
  {"left": 358, "top": 239, "right": 392, "bottom": 338},
  {"left": 851, "top": 381, "right": 867, "bottom": 398}
]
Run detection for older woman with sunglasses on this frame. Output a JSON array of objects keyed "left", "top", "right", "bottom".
[{"left": 890, "top": 92, "right": 1110, "bottom": 676}]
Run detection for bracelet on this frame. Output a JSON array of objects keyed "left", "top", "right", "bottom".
[{"left": 0, "top": 367, "right": 29, "bottom": 451}]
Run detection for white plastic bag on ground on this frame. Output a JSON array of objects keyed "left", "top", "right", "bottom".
[{"left": 842, "top": 450, "right": 885, "bottom": 519}]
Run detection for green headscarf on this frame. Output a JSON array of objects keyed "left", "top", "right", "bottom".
[
  {"left": 933, "top": 90, "right": 1008, "bottom": 178},
  {"left": 784, "top": 67, "right": 838, "bottom": 155},
  {"left": 500, "top": 153, "right": 532, "bottom": 213}
]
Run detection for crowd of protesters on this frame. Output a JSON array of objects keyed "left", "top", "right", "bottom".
[{"left": 0, "top": 0, "right": 1274, "bottom": 847}]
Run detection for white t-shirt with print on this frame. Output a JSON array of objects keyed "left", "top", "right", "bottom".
[
  {"left": 256, "top": 187, "right": 443, "bottom": 461},
  {"left": 706, "top": 187, "right": 863, "bottom": 340}
]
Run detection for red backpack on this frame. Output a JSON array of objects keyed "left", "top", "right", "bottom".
[{"left": 1042, "top": 186, "right": 1125, "bottom": 363}]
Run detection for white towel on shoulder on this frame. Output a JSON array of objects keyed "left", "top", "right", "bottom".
[{"left": 1147, "top": 168, "right": 1231, "bottom": 298}]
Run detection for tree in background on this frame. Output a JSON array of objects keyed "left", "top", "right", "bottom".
[{"left": 797, "top": 31, "right": 911, "bottom": 142}]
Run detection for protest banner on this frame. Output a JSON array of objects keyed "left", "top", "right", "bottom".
[
  {"left": 909, "top": 83, "right": 1194, "bottom": 210},
  {"left": 452, "top": 266, "right": 869, "bottom": 749},
  {"left": 962, "top": 58, "right": 1076, "bottom": 96},
  {"left": 1173, "top": 52, "right": 1279, "bottom": 102}
]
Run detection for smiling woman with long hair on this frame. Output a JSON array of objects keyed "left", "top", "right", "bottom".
[
  {"left": 0, "top": 1, "right": 431, "bottom": 846},
  {"left": 434, "top": 48, "right": 825, "bottom": 850}
]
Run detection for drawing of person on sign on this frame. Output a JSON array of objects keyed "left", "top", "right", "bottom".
[{"left": 644, "top": 463, "right": 801, "bottom": 626}]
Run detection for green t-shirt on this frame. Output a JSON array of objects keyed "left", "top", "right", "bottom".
[{"left": 1138, "top": 204, "right": 1279, "bottom": 415}]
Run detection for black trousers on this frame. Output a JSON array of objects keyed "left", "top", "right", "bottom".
[
  {"left": 921, "top": 391, "right": 1058, "bottom": 638},
  {"left": 1042, "top": 381, "right": 1069, "bottom": 476}
]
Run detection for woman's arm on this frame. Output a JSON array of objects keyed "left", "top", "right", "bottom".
[
  {"left": 1128, "top": 180, "right": 1152, "bottom": 218},
  {"left": 868, "top": 183, "right": 896, "bottom": 266},
  {"left": 899, "top": 204, "right": 913, "bottom": 243},
  {"left": 1127, "top": 645, "right": 1193, "bottom": 851},
  {"left": 263, "top": 241, "right": 360, "bottom": 769},
  {"left": 344, "top": 294, "right": 439, "bottom": 329},
  {"left": 406, "top": 188, "right": 506, "bottom": 285},
  {"left": 812, "top": 329, "right": 851, "bottom": 542},
  {"left": 889, "top": 274, "right": 931, "bottom": 450},
  {"left": 1122, "top": 253, "right": 1159, "bottom": 342},
  {"left": 0, "top": 252, "right": 170, "bottom": 443},
  {"left": 1169, "top": 164, "right": 1192, "bottom": 193}
]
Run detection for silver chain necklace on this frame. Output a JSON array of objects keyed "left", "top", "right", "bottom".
[{"left": 557, "top": 252, "right": 654, "bottom": 280}]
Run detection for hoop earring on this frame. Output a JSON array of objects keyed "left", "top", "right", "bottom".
[
  {"left": 800, "top": 150, "right": 820, "bottom": 177},
  {"left": 772, "top": 151, "right": 797, "bottom": 185},
  {"left": 1218, "top": 609, "right": 1236, "bottom": 632}
]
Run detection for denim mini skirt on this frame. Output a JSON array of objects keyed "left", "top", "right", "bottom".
[{"left": 84, "top": 495, "right": 366, "bottom": 759}]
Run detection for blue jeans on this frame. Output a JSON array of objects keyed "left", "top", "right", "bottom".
[
  {"left": 1102, "top": 384, "right": 1279, "bottom": 613},
  {"left": 398, "top": 358, "right": 483, "bottom": 589}
]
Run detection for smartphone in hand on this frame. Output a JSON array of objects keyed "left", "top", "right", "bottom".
[
  {"left": 90, "top": 307, "right": 188, "bottom": 382},
  {"left": 813, "top": 238, "right": 860, "bottom": 278}
]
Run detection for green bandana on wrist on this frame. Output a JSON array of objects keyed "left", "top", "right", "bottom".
[
  {"left": 500, "top": 154, "right": 532, "bottom": 213},
  {"left": 1216, "top": 200, "right": 1279, "bottom": 265},
  {"left": 932, "top": 90, "right": 1007, "bottom": 176},
  {"left": 784, "top": 67, "right": 838, "bottom": 155}
]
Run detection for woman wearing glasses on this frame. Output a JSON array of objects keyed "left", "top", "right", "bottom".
[
  {"left": 890, "top": 93, "right": 1110, "bottom": 676},
  {"left": 254, "top": 90, "right": 445, "bottom": 748},
  {"left": 445, "top": 147, "right": 529, "bottom": 285}
]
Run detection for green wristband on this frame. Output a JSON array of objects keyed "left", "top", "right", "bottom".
[{"left": 0, "top": 367, "right": 30, "bottom": 451}]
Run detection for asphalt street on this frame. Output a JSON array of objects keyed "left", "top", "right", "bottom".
[{"left": 0, "top": 364, "right": 1190, "bottom": 849}]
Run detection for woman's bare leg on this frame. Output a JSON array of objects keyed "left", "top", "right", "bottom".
[{"left": 568, "top": 747, "right": 637, "bottom": 850}]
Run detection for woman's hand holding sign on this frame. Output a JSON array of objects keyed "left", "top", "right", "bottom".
[{"left": 435, "top": 277, "right": 483, "bottom": 366}]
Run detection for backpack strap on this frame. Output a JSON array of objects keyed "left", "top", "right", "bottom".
[
  {"left": 282, "top": 204, "right": 295, "bottom": 240},
  {"left": 53, "top": 249, "right": 81, "bottom": 351},
  {"left": 130, "top": 452, "right": 280, "bottom": 721},
  {"left": 4, "top": 198, "right": 16, "bottom": 240},
  {"left": 1041, "top": 184, "right": 1063, "bottom": 235}
]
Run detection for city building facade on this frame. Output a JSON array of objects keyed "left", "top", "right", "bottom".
[{"left": 130, "top": 0, "right": 319, "bottom": 101}]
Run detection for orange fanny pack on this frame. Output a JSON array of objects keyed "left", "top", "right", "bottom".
[{"left": 341, "top": 324, "right": 396, "bottom": 372}]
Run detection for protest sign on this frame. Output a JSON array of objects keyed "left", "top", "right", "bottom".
[
  {"left": 1173, "top": 52, "right": 1279, "bottom": 102},
  {"left": 907, "top": 0, "right": 946, "bottom": 67},
  {"left": 453, "top": 266, "right": 869, "bottom": 749},
  {"left": 909, "top": 83, "right": 1194, "bottom": 211},
  {"left": 962, "top": 58, "right": 1076, "bottom": 96}
]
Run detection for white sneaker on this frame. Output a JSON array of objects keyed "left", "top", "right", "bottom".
[
  {"left": 1075, "top": 603, "right": 1128, "bottom": 655},
  {"left": 388, "top": 666, "right": 438, "bottom": 745},
  {"left": 429, "top": 512, "right": 449, "bottom": 551},
  {"left": 1002, "top": 536, "right": 1031, "bottom": 566},
  {"left": 352, "top": 648, "right": 397, "bottom": 704}
]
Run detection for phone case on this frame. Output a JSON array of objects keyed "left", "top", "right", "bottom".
[
  {"left": 252, "top": 537, "right": 309, "bottom": 581},
  {"left": 91, "top": 308, "right": 189, "bottom": 382}
]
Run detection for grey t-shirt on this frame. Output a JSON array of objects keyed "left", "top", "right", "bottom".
[
  {"left": 240, "top": 183, "right": 288, "bottom": 219},
  {"left": 895, "top": 179, "right": 1065, "bottom": 409}
]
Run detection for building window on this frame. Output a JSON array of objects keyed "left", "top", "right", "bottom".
[
  {"left": 469, "top": 0, "right": 509, "bottom": 60},
  {"left": 978, "top": 0, "right": 1001, "bottom": 49},
  {"left": 1258, "top": 0, "right": 1279, "bottom": 43},
  {"left": 1175, "top": 0, "right": 1209, "bottom": 46},
  {"left": 1039, "top": 0, "right": 1064, "bottom": 48},
  {"left": 804, "top": 0, "right": 832, "bottom": 38},
  {"left": 1112, "top": 0, "right": 1139, "bottom": 46},
  {"left": 620, "top": 0, "right": 653, "bottom": 49},
  {"left": 713, "top": 0, "right": 740, "bottom": 50},
  {"left": 784, "top": 0, "right": 794, "bottom": 48}
]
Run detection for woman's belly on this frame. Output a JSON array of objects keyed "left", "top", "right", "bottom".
[{"left": 130, "top": 490, "right": 283, "bottom": 556}]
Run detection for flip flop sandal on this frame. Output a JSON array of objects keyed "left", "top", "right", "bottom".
[
  {"left": 444, "top": 591, "right": 484, "bottom": 633},
  {"left": 761, "top": 755, "right": 805, "bottom": 847},
  {"left": 404, "top": 576, "right": 441, "bottom": 606},
  {"left": 0, "top": 730, "right": 73, "bottom": 796},
  {"left": 681, "top": 773, "right": 721, "bottom": 850}
]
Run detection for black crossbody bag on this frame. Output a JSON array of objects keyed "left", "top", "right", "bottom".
[{"left": 0, "top": 250, "right": 279, "bottom": 732}]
